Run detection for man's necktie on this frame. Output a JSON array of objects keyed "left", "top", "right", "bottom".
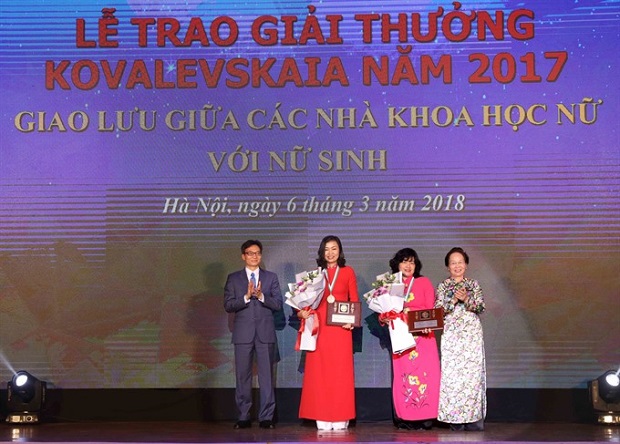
[{"left": 250, "top": 272, "right": 256, "bottom": 287}]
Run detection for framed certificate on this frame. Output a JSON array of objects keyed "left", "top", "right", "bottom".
[
  {"left": 326, "top": 301, "right": 362, "bottom": 327},
  {"left": 407, "top": 307, "right": 444, "bottom": 333}
]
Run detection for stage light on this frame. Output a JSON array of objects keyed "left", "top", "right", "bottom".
[
  {"left": 5, "top": 370, "right": 47, "bottom": 424},
  {"left": 589, "top": 369, "right": 620, "bottom": 425}
]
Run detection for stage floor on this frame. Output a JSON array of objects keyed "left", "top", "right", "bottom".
[{"left": 1, "top": 421, "right": 618, "bottom": 443}]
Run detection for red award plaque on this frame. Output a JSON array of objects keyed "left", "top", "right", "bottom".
[
  {"left": 326, "top": 301, "right": 362, "bottom": 327},
  {"left": 407, "top": 307, "right": 444, "bottom": 333}
]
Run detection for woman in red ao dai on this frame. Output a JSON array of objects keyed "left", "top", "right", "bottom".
[{"left": 298, "top": 235, "right": 358, "bottom": 430}]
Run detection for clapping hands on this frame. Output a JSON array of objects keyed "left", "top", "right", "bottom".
[{"left": 246, "top": 280, "right": 262, "bottom": 301}]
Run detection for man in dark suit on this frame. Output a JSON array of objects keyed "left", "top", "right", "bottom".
[{"left": 224, "top": 239, "right": 283, "bottom": 429}]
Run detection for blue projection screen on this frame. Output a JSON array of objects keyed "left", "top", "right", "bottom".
[{"left": 0, "top": 0, "right": 618, "bottom": 390}]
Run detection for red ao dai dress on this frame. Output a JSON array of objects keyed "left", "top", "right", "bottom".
[{"left": 299, "top": 266, "right": 358, "bottom": 422}]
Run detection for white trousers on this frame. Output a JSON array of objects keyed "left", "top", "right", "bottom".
[{"left": 316, "top": 420, "right": 349, "bottom": 430}]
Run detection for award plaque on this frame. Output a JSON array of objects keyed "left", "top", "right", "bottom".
[
  {"left": 326, "top": 301, "right": 362, "bottom": 327},
  {"left": 407, "top": 307, "right": 444, "bottom": 333}
]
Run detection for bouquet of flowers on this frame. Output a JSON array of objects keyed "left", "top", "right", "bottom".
[
  {"left": 363, "top": 271, "right": 405, "bottom": 309},
  {"left": 284, "top": 268, "right": 325, "bottom": 351},
  {"left": 364, "top": 271, "right": 416, "bottom": 354}
]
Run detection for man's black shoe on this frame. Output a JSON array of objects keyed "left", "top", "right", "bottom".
[
  {"left": 234, "top": 420, "right": 251, "bottom": 429},
  {"left": 259, "top": 420, "right": 275, "bottom": 429}
]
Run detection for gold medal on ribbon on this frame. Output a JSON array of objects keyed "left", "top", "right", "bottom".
[{"left": 324, "top": 267, "right": 339, "bottom": 305}]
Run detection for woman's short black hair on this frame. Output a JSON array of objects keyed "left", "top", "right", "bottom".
[
  {"left": 444, "top": 247, "right": 469, "bottom": 266},
  {"left": 389, "top": 248, "right": 423, "bottom": 278}
]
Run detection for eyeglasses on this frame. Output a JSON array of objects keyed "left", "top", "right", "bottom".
[{"left": 244, "top": 250, "right": 262, "bottom": 257}]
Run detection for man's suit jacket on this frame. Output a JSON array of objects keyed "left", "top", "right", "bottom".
[{"left": 224, "top": 269, "right": 283, "bottom": 344}]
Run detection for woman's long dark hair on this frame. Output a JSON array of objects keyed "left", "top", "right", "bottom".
[
  {"left": 316, "top": 235, "right": 346, "bottom": 268},
  {"left": 389, "top": 248, "right": 423, "bottom": 278}
]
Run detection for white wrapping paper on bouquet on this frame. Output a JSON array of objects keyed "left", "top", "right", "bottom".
[
  {"left": 284, "top": 268, "right": 325, "bottom": 351},
  {"left": 296, "top": 313, "right": 318, "bottom": 351},
  {"left": 381, "top": 311, "right": 416, "bottom": 354},
  {"left": 363, "top": 271, "right": 416, "bottom": 354}
]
